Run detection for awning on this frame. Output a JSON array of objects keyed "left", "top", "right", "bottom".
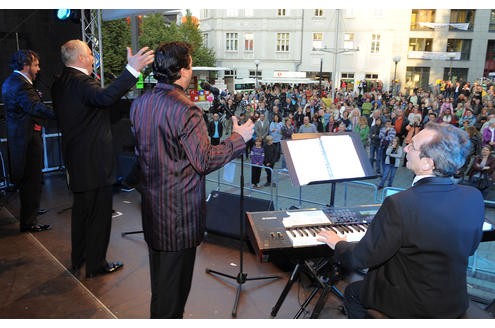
[{"left": 259, "top": 78, "right": 320, "bottom": 84}]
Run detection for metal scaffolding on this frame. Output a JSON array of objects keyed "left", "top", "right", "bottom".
[{"left": 80, "top": 9, "right": 105, "bottom": 86}]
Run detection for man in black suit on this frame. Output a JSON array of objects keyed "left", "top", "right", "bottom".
[
  {"left": 52, "top": 39, "right": 154, "bottom": 278},
  {"left": 318, "top": 122, "right": 485, "bottom": 318},
  {"left": 1, "top": 50, "right": 55, "bottom": 233}
]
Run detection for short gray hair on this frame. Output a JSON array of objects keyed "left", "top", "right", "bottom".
[
  {"left": 420, "top": 122, "right": 470, "bottom": 177},
  {"left": 60, "top": 39, "right": 87, "bottom": 66}
]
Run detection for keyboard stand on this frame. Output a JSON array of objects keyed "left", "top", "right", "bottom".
[{"left": 271, "top": 258, "right": 344, "bottom": 318}]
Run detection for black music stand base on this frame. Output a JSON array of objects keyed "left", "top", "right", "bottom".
[
  {"left": 205, "top": 268, "right": 280, "bottom": 317},
  {"left": 205, "top": 154, "right": 280, "bottom": 317}
]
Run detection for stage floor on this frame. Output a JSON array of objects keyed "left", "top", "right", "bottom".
[{"left": 0, "top": 171, "right": 492, "bottom": 319}]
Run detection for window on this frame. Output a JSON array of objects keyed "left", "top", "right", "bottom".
[
  {"left": 313, "top": 32, "right": 323, "bottom": 50},
  {"left": 249, "top": 70, "right": 262, "bottom": 79},
  {"left": 447, "top": 39, "right": 472, "bottom": 60},
  {"left": 449, "top": 9, "right": 475, "bottom": 31},
  {"left": 224, "top": 70, "right": 235, "bottom": 77},
  {"left": 341, "top": 73, "right": 354, "bottom": 78},
  {"left": 277, "top": 9, "right": 286, "bottom": 16},
  {"left": 406, "top": 66, "right": 430, "bottom": 90},
  {"left": 408, "top": 38, "right": 433, "bottom": 52},
  {"left": 226, "top": 9, "right": 238, "bottom": 17},
  {"left": 244, "top": 33, "right": 254, "bottom": 51},
  {"left": 490, "top": 10, "right": 495, "bottom": 32},
  {"left": 344, "top": 33, "right": 355, "bottom": 50},
  {"left": 225, "top": 33, "right": 238, "bottom": 51},
  {"left": 410, "top": 9, "right": 436, "bottom": 31},
  {"left": 314, "top": 9, "right": 323, "bottom": 17},
  {"left": 371, "top": 34, "right": 380, "bottom": 53},
  {"left": 276, "top": 33, "right": 290, "bottom": 52},
  {"left": 365, "top": 73, "right": 379, "bottom": 79}
]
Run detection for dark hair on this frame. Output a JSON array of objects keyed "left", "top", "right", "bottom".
[
  {"left": 152, "top": 41, "right": 192, "bottom": 84},
  {"left": 9, "top": 49, "right": 39, "bottom": 71}
]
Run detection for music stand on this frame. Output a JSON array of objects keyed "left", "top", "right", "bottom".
[
  {"left": 205, "top": 154, "right": 280, "bottom": 317},
  {"left": 271, "top": 132, "right": 376, "bottom": 317}
]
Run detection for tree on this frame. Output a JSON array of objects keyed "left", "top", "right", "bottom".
[
  {"left": 101, "top": 18, "right": 131, "bottom": 84},
  {"left": 139, "top": 11, "right": 215, "bottom": 67}
]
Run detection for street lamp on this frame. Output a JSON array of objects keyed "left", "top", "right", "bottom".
[
  {"left": 447, "top": 52, "right": 456, "bottom": 82},
  {"left": 254, "top": 59, "right": 260, "bottom": 89},
  {"left": 392, "top": 56, "right": 401, "bottom": 96}
]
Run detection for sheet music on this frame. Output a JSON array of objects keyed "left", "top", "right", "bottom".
[
  {"left": 282, "top": 210, "right": 330, "bottom": 228},
  {"left": 320, "top": 135, "right": 365, "bottom": 179},
  {"left": 285, "top": 138, "right": 332, "bottom": 185}
]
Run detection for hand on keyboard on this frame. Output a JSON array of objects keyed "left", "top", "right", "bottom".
[{"left": 317, "top": 230, "right": 346, "bottom": 250}]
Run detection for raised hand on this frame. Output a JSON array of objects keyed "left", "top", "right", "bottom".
[{"left": 127, "top": 46, "right": 155, "bottom": 72}]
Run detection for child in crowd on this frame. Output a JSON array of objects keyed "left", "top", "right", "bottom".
[{"left": 250, "top": 137, "right": 264, "bottom": 188}]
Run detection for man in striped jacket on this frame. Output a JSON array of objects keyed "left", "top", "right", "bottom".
[{"left": 130, "top": 41, "right": 254, "bottom": 319}]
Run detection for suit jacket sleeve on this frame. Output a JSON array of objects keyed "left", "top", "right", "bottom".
[
  {"left": 10, "top": 76, "right": 55, "bottom": 120},
  {"left": 334, "top": 196, "right": 403, "bottom": 270},
  {"left": 76, "top": 69, "right": 137, "bottom": 108}
]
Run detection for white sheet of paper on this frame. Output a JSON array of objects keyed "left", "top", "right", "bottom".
[
  {"left": 282, "top": 210, "right": 330, "bottom": 228},
  {"left": 286, "top": 139, "right": 331, "bottom": 185},
  {"left": 320, "top": 135, "right": 365, "bottom": 179}
]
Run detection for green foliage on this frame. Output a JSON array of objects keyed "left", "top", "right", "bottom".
[
  {"left": 101, "top": 18, "right": 131, "bottom": 82},
  {"left": 101, "top": 10, "right": 216, "bottom": 81}
]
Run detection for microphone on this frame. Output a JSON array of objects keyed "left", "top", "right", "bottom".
[{"left": 200, "top": 81, "right": 220, "bottom": 96}]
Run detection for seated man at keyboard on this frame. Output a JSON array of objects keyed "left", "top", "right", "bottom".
[{"left": 317, "top": 122, "right": 485, "bottom": 318}]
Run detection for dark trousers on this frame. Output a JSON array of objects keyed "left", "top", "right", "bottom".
[
  {"left": 211, "top": 137, "right": 220, "bottom": 145},
  {"left": 251, "top": 166, "right": 262, "bottom": 185},
  {"left": 71, "top": 185, "right": 113, "bottom": 273},
  {"left": 148, "top": 246, "right": 197, "bottom": 318},
  {"left": 343, "top": 279, "right": 368, "bottom": 319},
  {"left": 18, "top": 132, "right": 43, "bottom": 227}
]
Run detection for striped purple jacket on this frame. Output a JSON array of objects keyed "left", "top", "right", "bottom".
[{"left": 130, "top": 83, "right": 245, "bottom": 251}]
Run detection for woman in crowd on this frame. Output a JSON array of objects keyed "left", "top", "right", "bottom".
[{"left": 377, "top": 136, "right": 403, "bottom": 189}]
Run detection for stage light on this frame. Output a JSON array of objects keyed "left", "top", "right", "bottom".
[
  {"left": 55, "top": 9, "right": 80, "bottom": 23},
  {"left": 56, "top": 9, "right": 72, "bottom": 20}
]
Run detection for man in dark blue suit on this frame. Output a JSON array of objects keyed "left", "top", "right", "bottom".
[
  {"left": 52, "top": 40, "right": 154, "bottom": 278},
  {"left": 318, "top": 122, "right": 485, "bottom": 318},
  {"left": 1, "top": 50, "right": 55, "bottom": 233}
]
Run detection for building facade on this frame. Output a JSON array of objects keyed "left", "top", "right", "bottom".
[{"left": 199, "top": 8, "right": 495, "bottom": 94}]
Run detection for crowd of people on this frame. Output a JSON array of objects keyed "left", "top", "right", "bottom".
[{"left": 206, "top": 78, "right": 495, "bottom": 191}]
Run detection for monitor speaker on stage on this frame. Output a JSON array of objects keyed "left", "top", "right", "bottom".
[{"left": 205, "top": 190, "right": 274, "bottom": 240}]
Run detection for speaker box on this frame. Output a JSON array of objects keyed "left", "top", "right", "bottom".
[{"left": 205, "top": 190, "right": 274, "bottom": 239}]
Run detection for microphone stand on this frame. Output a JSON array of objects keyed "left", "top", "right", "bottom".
[{"left": 206, "top": 147, "right": 280, "bottom": 317}]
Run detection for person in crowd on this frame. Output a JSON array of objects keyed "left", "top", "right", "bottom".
[
  {"left": 1, "top": 49, "right": 55, "bottom": 233},
  {"left": 254, "top": 112, "right": 270, "bottom": 142},
  {"left": 269, "top": 113, "right": 283, "bottom": 161},
  {"left": 482, "top": 118, "right": 495, "bottom": 147},
  {"left": 368, "top": 117, "right": 383, "bottom": 174},
  {"left": 458, "top": 109, "right": 477, "bottom": 128},
  {"left": 263, "top": 135, "right": 277, "bottom": 187},
  {"left": 298, "top": 116, "right": 317, "bottom": 133},
  {"left": 377, "top": 136, "right": 403, "bottom": 189},
  {"left": 312, "top": 113, "right": 325, "bottom": 132},
  {"left": 468, "top": 144, "right": 495, "bottom": 191},
  {"left": 250, "top": 136, "right": 265, "bottom": 189},
  {"left": 207, "top": 112, "right": 223, "bottom": 145},
  {"left": 129, "top": 41, "right": 253, "bottom": 318},
  {"left": 354, "top": 116, "right": 370, "bottom": 148},
  {"left": 377, "top": 119, "right": 396, "bottom": 175},
  {"left": 293, "top": 105, "right": 305, "bottom": 130},
  {"left": 317, "top": 122, "right": 485, "bottom": 318},
  {"left": 280, "top": 116, "right": 295, "bottom": 169},
  {"left": 52, "top": 40, "right": 154, "bottom": 278}
]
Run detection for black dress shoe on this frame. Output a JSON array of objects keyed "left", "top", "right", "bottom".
[
  {"left": 20, "top": 224, "right": 51, "bottom": 233},
  {"left": 86, "top": 261, "right": 124, "bottom": 278},
  {"left": 37, "top": 208, "right": 48, "bottom": 215}
]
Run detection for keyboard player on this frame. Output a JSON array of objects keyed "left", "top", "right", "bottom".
[{"left": 317, "top": 122, "right": 485, "bottom": 318}]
